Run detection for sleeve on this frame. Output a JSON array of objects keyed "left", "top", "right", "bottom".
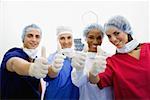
[
  {"left": 71, "top": 68, "right": 88, "bottom": 87},
  {"left": 97, "top": 58, "right": 114, "bottom": 89},
  {"left": 1, "top": 49, "right": 24, "bottom": 70}
]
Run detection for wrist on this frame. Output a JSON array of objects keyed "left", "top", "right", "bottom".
[
  {"left": 89, "top": 72, "right": 100, "bottom": 84},
  {"left": 51, "top": 65, "right": 62, "bottom": 73},
  {"left": 28, "top": 63, "right": 34, "bottom": 77}
]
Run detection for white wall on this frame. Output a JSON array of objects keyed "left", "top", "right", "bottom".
[{"left": 0, "top": 0, "right": 149, "bottom": 62}]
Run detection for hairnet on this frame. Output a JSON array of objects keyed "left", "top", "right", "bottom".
[
  {"left": 104, "top": 15, "right": 133, "bottom": 34},
  {"left": 83, "top": 23, "right": 104, "bottom": 39},
  {"left": 56, "top": 26, "right": 73, "bottom": 36},
  {"left": 22, "top": 24, "right": 42, "bottom": 42}
]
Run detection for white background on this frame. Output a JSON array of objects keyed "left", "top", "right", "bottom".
[{"left": 0, "top": 0, "right": 149, "bottom": 62}]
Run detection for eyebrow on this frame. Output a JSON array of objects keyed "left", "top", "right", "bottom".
[
  {"left": 60, "top": 36, "right": 66, "bottom": 38},
  {"left": 88, "top": 34, "right": 95, "bottom": 37},
  {"left": 67, "top": 36, "right": 72, "bottom": 37},
  {"left": 113, "top": 31, "right": 119, "bottom": 34},
  {"left": 27, "top": 33, "right": 40, "bottom": 36}
]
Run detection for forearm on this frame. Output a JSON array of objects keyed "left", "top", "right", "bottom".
[
  {"left": 6, "top": 57, "right": 30, "bottom": 76},
  {"left": 89, "top": 72, "right": 100, "bottom": 84}
]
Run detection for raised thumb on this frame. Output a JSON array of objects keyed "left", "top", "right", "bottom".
[
  {"left": 41, "top": 46, "right": 46, "bottom": 58},
  {"left": 57, "top": 40, "right": 62, "bottom": 54},
  {"left": 96, "top": 46, "right": 102, "bottom": 56}
]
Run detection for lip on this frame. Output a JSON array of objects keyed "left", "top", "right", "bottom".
[
  {"left": 30, "top": 43, "right": 37, "bottom": 47},
  {"left": 114, "top": 41, "right": 121, "bottom": 46},
  {"left": 115, "top": 41, "right": 124, "bottom": 48},
  {"left": 92, "top": 45, "right": 97, "bottom": 48},
  {"left": 115, "top": 43, "right": 119, "bottom": 46},
  {"left": 90, "top": 45, "right": 98, "bottom": 49},
  {"left": 89, "top": 45, "right": 97, "bottom": 51}
]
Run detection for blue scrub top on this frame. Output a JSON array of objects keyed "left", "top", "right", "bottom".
[
  {"left": 44, "top": 53, "right": 79, "bottom": 100},
  {"left": 1, "top": 47, "right": 40, "bottom": 99}
]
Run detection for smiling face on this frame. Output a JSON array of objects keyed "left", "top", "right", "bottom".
[
  {"left": 58, "top": 33, "right": 73, "bottom": 49},
  {"left": 86, "top": 29, "right": 103, "bottom": 52},
  {"left": 105, "top": 27, "right": 128, "bottom": 48},
  {"left": 23, "top": 29, "right": 41, "bottom": 49}
]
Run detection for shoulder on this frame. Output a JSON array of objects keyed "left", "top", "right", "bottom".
[
  {"left": 1, "top": 47, "right": 28, "bottom": 69},
  {"left": 141, "top": 42, "right": 150, "bottom": 47},
  {"left": 2, "top": 47, "right": 28, "bottom": 62},
  {"left": 7, "top": 47, "right": 22, "bottom": 53},
  {"left": 106, "top": 53, "right": 124, "bottom": 62},
  {"left": 140, "top": 43, "right": 150, "bottom": 51},
  {"left": 6, "top": 47, "right": 27, "bottom": 57}
]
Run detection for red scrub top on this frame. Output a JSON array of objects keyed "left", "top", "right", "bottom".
[{"left": 98, "top": 43, "right": 150, "bottom": 100}]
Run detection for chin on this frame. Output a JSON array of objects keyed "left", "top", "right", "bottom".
[
  {"left": 89, "top": 49, "right": 97, "bottom": 52},
  {"left": 116, "top": 45, "right": 124, "bottom": 48},
  {"left": 30, "top": 46, "right": 37, "bottom": 49}
]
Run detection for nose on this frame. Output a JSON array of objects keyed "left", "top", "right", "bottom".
[
  {"left": 64, "top": 39, "right": 69, "bottom": 44},
  {"left": 110, "top": 36, "right": 117, "bottom": 43},
  {"left": 32, "top": 36, "right": 37, "bottom": 41},
  {"left": 93, "top": 38, "right": 98, "bottom": 44},
  {"left": 93, "top": 38, "right": 102, "bottom": 45}
]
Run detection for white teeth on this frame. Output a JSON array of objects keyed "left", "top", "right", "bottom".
[{"left": 92, "top": 45, "right": 97, "bottom": 48}]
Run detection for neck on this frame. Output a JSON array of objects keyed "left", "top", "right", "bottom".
[{"left": 116, "top": 39, "right": 139, "bottom": 53}]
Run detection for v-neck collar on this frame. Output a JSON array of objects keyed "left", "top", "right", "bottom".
[{"left": 125, "top": 43, "right": 144, "bottom": 62}]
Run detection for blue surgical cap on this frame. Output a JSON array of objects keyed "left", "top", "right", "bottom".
[
  {"left": 83, "top": 23, "right": 104, "bottom": 38},
  {"left": 104, "top": 15, "right": 133, "bottom": 34},
  {"left": 22, "top": 24, "right": 42, "bottom": 42}
]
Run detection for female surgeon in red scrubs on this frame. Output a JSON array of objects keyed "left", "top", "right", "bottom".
[{"left": 89, "top": 15, "right": 150, "bottom": 100}]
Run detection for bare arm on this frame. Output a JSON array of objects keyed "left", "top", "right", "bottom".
[
  {"left": 89, "top": 72, "right": 100, "bottom": 84},
  {"left": 6, "top": 57, "right": 31, "bottom": 76}
]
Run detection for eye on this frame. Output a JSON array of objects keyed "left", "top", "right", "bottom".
[
  {"left": 97, "top": 36, "right": 102, "bottom": 40},
  {"left": 88, "top": 36, "right": 94, "bottom": 40},
  {"left": 36, "top": 35, "right": 40, "bottom": 39},
  {"left": 60, "top": 37, "right": 65, "bottom": 40},
  {"left": 107, "top": 35, "right": 111, "bottom": 39},
  {"left": 114, "top": 32, "right": 120, "bottom": 36},
  {"left": 67, "top": 36, "right": 72, "bottom": 39},
  {"left": 26, "top": 34, "right": 33, "bottom": 38}
]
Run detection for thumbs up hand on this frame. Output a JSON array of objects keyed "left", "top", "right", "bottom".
[
  {"left": 90, "top": 46, "right": 107, "bottom": 76},
  {"left": 51, "top": 41, "right": 66, "bottom": 73},
  {"left": 71, "top": 42, "right": 88, "bottom": 71},
  {"left": 28, "top": 46, "right": 49, "bottom": 79}
]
